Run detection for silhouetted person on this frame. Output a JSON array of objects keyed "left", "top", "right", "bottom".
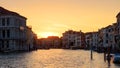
[
  {"left": 104, "top": 47, "right": 108, "bottom": 62},
  {"left": 104, "top": 51, "right": 106, "bottom": 62},
  {"left": 107, "top": 53, "right": 111, "bottom": 66}
]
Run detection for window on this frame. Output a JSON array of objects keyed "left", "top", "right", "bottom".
[
  {"left": 7, "top": 18, "right": 10, "bottom": 26},
  {"left": 106, "top": 34, "right": 108, "bottom": 38},
  {"left": 2, "top": 30, "right": 5, "bottom": 38},
  {"left": 106, "top": 40, "right": 108, "bottom": 43},
  {"left": 6, "top": 41, "right": 9, "bottom": 48},
  {"left": 2, "top": 18, "right": 5, "bottom": 26},
  {"left": 2, "top": 41, "right": 4, "bottom": 48},
  {"left": 108, "top": 29, "right": 111, "bottom": 32},
  {"left": 7, "top": 30, "right": 10, "bottom": 38}
]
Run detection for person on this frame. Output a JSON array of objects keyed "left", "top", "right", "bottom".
[
  {"left": 107, "top": 53, "right": 111, "bottom": 66},
  {"left": 104, "top": 51, "right": 106, "bottom": 62},
  {"left": 104, "top": 48, "right": 107, "bottom": 62}
]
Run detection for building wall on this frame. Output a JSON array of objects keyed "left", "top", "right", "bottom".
[
  {"left": 62, "top": 30, "right": 85, "bottom": 49},
  {"left": 85, "top": 33, "right": 92, "bottom": 49},
  {"left": 92, "top": 32, "right": 98, "bottom": 49},
  {"left": 0, "top": 15, "right": 28, "bottom": 52}
]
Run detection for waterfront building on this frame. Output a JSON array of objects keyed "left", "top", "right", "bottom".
[
  {"left": 112, "top": 23, "right": 118, "bottom": 52},
  {"left": 114, "top": 12, "right": 120, "bottom": 52},
  {"left": 117, "top": 12, "right": 120, "bottom": 23},
  {"left": 38, "top": 38, "right": 50, "bottom": 49},
  {"left": 62, "top": 30, "right": 85, "bottom": 49},
  {"left": 47, "top": 36, "right": 62, "bottom": 48},
  {"left": 85, "top": 32, "right": 92, "bottom": 49},
  {"left": 98, "top": 28, "right": 104, "bottom": 51},
  {"left": 37, "top": 36, "right": 61, "bottom": 49},
  {"left": 84, "top": 32, "right": 98, "bottom": 50},
  {"left": 98, "top": 26, "right": 113, "bottom": 52},
  {"left": 62, "top": 30, "right": 76, "bottom": 48},
  {"left": 74, "top": 31, "right": 85, "bottom": 49},
  {"left": 26, "top": 26, "right": 35, "bottom": 50},
  {"left": 106, "top": 25, "right": 115, "bottom": 51},
  {"left": 0, "top": 7, "right": 33, "bottom": 52},
  {"left": 32, "top": 33, "right": 38, "bottom": 49},
  {"left": 92, "top": 32, "right": 98, "bottom": 50},
  {"left": 97, "top": 12, "right": 120, "bottom": 52}
]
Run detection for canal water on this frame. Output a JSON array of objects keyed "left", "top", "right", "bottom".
[{"left": 0, "top": 49, "right": 120, "bottom": 68}]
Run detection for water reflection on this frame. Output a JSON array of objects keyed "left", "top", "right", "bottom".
[{"left": 0, "top": 49, "right": 120, "bottom": 68}]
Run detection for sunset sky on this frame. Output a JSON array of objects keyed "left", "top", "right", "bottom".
[{"left": 0, "top": 0, "right": 120, "bottom": 38}]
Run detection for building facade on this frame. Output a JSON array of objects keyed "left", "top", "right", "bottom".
[
  {"left": 85, "top": 32, "right": 92, "bottom": 49},
  {"left": 62, "top": 30, "right": 85, "bottom": 49},
  {"left": 37, "top": 36, "right": 61, "bottom": 49},
  {"left": 0, "top": 7, "right": 33, "bottom": 52},
  {"left": 92, "top": 32, "right": 98, "bottom": 50},
  {"left": 114, "top": 12, "right": 120, "bottom": 52},
  {"left": 74, "top": 31, "right": 85, "bottom": 49}
]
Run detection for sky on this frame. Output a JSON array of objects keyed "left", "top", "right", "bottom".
[{"left": 0, "top": 0, "right": 120, "bottom": 38}]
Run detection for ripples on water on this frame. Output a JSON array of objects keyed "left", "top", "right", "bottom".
[{"left": 0, "top": 49, "right": 120, "bottom": 68}]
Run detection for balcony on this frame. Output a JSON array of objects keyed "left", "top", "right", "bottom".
[{"left": 0, "top": 36, "right": 27, "bottom": 40}]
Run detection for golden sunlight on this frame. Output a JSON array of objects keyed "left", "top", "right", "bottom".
[{"left": 38, "top": 32, "right": 60, "bottom": 38}]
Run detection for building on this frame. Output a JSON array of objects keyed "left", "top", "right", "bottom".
[
  {"left": 98, "top": 27, "right": 109, "bottom": 48},
  {"left": 98, "top": 26, "right": 114, "bottom": 52},
  {"left": 47, "top": 36, "right": 62, "bottom": 48},
  {"left": 74, "top": 31, "right": 85, "bottom": 49},
  {"left": 114, "top": 12, "right": 120, "bottom": 52},
  {"left": 26, "top": 26, "right": 35, "bottom": 50},
  {"left": 85, "top": 32, "right": 92, "bottom": 49},
  {"left": 62, "top": 30, "right": 85, "bottom": 49},
  {"left": 0, "top": 7, "right": 33, "bottom": 52},
  {"left": 106, "top": 25, "right": 115, "bottom": 51},
  {"left": 117, "top": 12, "right": 120, "bottom": 23},
  {"left": 37, "top": 38, "right": 50, "bottom": 49},
  {"left": 96, "top": 12, "right": 120, "bottom": 52},
  {"left": 92, "top": 32, "right": 98, "bottom": 50},
  {"left": 37, "top": 36, "right": 61, "bottom": 49},
  {"left": 62, "top": 30, "right": 75, "bottom": 48}
]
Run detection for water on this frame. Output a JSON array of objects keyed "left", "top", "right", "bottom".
[{"left": 0, "top": 49, "right": 120, "bottom": 68}]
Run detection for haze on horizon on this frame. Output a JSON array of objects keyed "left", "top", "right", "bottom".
[{"left": 0, "top": 0, "right": 120, "bottom": 38}]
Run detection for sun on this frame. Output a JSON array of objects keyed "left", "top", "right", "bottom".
[{"left": 37, "top": 32, "right": 60, "bottom": 38}]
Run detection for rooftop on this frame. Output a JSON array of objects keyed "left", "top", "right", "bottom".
[
  {"left": 116, "top": 12, "right": 120, "bottom": 18},
  {"left": 0, "top": 6, "right": 26, "bottom": 19}
]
